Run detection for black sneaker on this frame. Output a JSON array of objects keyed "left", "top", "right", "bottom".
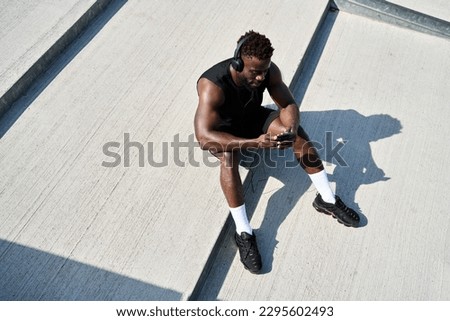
[
  {"left": 313, "top": 194, "right": 360, "bottom": 227},
  {"left": 234, "top": 232, "right": 262, "bottom": 274}
]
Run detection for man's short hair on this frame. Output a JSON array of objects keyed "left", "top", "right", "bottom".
[{"left": 238, "top": 30, "right": 274, "bottom": 60}]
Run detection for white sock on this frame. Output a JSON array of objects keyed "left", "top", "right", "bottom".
[
  {"left": 230, "top": 204, "right": 253, "bottom": 235},
  {"left": 308, "top": 170, "right": 336, "bottom": 204}
]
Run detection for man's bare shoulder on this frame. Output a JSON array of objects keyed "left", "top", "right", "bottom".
[
  {"left": 268, "top": 62, "right": 283, "bottom": 84},
  {"left": 197, "top": 77, "right": 225, "bottom": 107}
]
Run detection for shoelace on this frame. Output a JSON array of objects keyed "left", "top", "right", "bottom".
[
  {"left": 336, "top": 198, "right": 359, "bottom": 221},
  {"left": 237, "top": 238, "right": 258, "bottom": 261}
]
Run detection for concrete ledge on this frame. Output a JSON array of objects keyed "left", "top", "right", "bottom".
[
  {"left": 0, "top": 0, "right": 332, "bottom": 301},
  {"left": 334, "top": 0, "right": 450, "bottom": 39},
  {"left": 389, "top": 0, "right": 450, "bottom": 22},
  {"left": 0, "top": 0, "right": 115, "bottom": 118}
]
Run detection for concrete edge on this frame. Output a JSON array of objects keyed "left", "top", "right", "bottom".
[
  {"left": 0, "top": 0, "right": 114, "bottom": 119},
  {"left": 334, "top": 0, "right": 450, "bottom": 39},
  {"left": 187, "top": 1, "right": 335, "bottom": 301},
  {"left": 289, "top": 6, "right": 338, "bottom": 94},
  {"left": 291, "top": 6, "right": 339, "bottom": 106}
]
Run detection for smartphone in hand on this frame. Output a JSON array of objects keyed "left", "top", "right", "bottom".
[{"left": 275, "top": 131, "right": 295, "bottom": 142}]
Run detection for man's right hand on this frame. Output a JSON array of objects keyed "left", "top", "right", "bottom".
[
  {"left": 257, "top": 131, "right": 295, "bottom": 149},
  {"left": 256, "top": 133, "right": 291, "bottom": 149},
  {"left": 257, "top": 133, "right": 277, "bottom": 149}
]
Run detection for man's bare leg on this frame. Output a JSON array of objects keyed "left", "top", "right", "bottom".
[
  {"left": 266, "top": 117, "right": 360, "bottom": 227},
  {"left": 267, "top": 118, "right": 336, "bottom": 203},
  {"left": 214, "top": 150, "right": 244, "bottom": 207},
  {"left": 213, "top": 150, "right": 252, "bottom": 235},
  {"left": 212, "top": 150, "right": 262, "bottom": 273}
]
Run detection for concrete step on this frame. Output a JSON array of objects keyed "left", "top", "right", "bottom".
[
  {"left": 334, "top": 0, "right": 450, "bottom": 39},
  {"left": 388, "top": 0, "right": 450, "bottom": 22},
  {"left": 0, "top": 0, "right": 331, "bottom": 300},
  {"left": 0, "top": 0, "right": 115, "bottom": 118},
  {"left": 196, "top": 9, "right": 450, "bottom": 300}
]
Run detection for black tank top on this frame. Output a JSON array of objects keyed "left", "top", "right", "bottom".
[{"left": 198, "top": 58, "right": 270, "bottom": 131}]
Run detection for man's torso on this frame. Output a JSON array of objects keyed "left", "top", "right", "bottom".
[{"left": 198, "top": 58, "right": 271, "bottom": 135}]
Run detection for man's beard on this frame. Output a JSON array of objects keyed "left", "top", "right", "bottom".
[{"left": 238, "top": 74, "right": 258, "bottom": 91}]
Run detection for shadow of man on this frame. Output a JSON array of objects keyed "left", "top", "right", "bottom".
[
  {"left": 302, "top": 109, "right": 402, "bottom": 219},
  {"left": 241, "top": 108, "right": 402, "bottom": 273}
]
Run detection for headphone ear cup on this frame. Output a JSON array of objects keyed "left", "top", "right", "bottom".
[
  {"left": 232, "top": 36, "right": 249, "bottom": 72},
  {"left": 232, "top": 57, "right": 244, "bottom": 72}
]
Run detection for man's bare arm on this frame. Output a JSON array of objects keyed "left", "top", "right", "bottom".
[{"left": 267, "top": 63, "right": 299, "bottom": 132}]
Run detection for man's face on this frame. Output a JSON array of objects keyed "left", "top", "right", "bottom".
[{"left": 238, "top": 56, "right": 271, "bottom": 90}]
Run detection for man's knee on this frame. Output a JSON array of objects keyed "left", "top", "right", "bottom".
[
  {"left": 298, "top": 153, "right": 323, "bottom": 169},
  {"left": 294, "top": 126, "right": 323, "bottom": 169},
  {"left": 211, "top": 150, "right": 240, "bottom": 169}
]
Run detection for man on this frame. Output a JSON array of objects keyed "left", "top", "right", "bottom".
[{"left": 194, "top": 31, "right": 359, "bottom": 274}]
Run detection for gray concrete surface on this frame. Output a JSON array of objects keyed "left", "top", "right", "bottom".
[
  {"left": 390, "top": 0, "right": 450, "bottom": 22},
  {"left": 333, "top": 0, "right": 450, "bottom": 39},
  {"left": 0, "top": 0, "right": 113, "bottom": 117},
  {"left": 196, "top": 9, "right": 450, "bottom": 300},
  {"left": 1, "top": 0, "right": 449, "bottom": 302},
  {"left": 0, "top": 0, "right": 330, "bottom": 300}
]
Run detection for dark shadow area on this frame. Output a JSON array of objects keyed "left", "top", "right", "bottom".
[
  {"left": 0, "top": 0, "right": 128, "bottom": 139},
  {"left": 0, "top": 239, "right": 181, "bottom": 300}
]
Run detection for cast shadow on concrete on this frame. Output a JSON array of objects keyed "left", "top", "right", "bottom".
[
  {"left": 194, "top": 108, "right": 401, "bottom": 299},
  {"left": 254, "top": 109, "right": 402, "bottom": 273},
  {"left": 241, "top": 109, "right": 402, "bottom": 274},
  {"left": 0, "top": 239, "right": 181, "bottom": 300},
  {"left": 302, "top": 109, "right": 402, "bottom": 216},
  {"left": 0, "top": 0, "right": 128, "bottom": 139}
]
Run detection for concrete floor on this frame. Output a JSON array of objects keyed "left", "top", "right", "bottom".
[
  {"left": 196, "top": 9, "right": 450, "bottom": 300},
  {"left": 0, "top": 0, "right": 449, "bottom": 301}
]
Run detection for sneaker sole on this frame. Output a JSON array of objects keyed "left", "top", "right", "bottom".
[
  {"left": 242, "top": 263, "right": 262, "bottom": 274},
  {"left": 312, "top": 202, "right": 358, "bottom": 227}
]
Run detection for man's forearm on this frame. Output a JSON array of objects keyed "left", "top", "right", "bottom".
[{"left": 198, "top": 131, "right": 259, "bottom": 153}]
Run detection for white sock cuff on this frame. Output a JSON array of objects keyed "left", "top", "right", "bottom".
[
  {"left": 230, "top": 204, "right": 246, "bottom": 212},
  {"left": 308, "top": 170, "right": 335, "bottom": 204},
  {"left": 229, "top": 204, "right": 252, "bottom": 235}
]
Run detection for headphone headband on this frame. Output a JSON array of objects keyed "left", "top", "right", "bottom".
[
  {"left": 233, "top": 36, "right": 250, "bottom": 60},
  {"left": 231, "top": 35, "right": 250, "bottom": 72}
]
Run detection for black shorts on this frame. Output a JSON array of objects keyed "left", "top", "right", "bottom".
[{"left": 219, "top": 107, "right": 280, "bottom": 139}]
